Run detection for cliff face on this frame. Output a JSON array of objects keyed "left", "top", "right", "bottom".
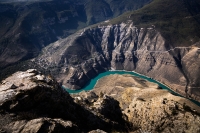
[
  {"left": 72, "top": 74, "right": 200, "bottom": 133},
  {"left": 0, "top": 69, "right": 131, "bottom": 132},
  {"left": 1, "top": 70, "right": 200, "bottom": 133},
  {"left": 0, "top": 0, "right": 152, "bottom": 68},
  {"left": 35, "top": 21, "right": 200, "bottom": 102}
]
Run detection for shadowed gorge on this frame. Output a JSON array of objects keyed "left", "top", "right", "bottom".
[
  {"left": 34, "top": 20, "right": 200, "bottom": 102},
  {"left": 1, "top": 70, "right": 200, "bottom": 132},
  {"left": 0, "top": 0, "right": 152, "bottom": 69},
  {"left": 0, "top": 0, "right": 200, "bottom": 132},
  {"left": 0, "top": 70, "right": 132, "bottom": 132}
]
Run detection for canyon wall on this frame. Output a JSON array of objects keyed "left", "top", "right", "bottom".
[{"left": 35, "top": 21, "right": 200, "bottom": 101}]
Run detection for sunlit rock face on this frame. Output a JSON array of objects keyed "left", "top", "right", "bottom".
[
  {"left": 35, "top": 21, "right": 200, "bottom": 102},
  {"left": 0, "top": 69, "right": 131, "bottom": 132},
  {"left": 72, "top": 74, "right": 200, "bottom": 133}
]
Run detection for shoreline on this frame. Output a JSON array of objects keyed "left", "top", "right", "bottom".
[
  {"left": 130, "top": 70, "right": 180, "bottom": 95},
  {"left": 109, "top": 69, "right": 178, "bottom": 94},
  {"left": 63, "top": 69, "right": 180, "bottom": 95},
  {"left": 63, "top": 69, "right": 200, "bottom": 106}
]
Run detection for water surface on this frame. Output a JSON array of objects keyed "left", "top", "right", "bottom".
[{"left": 63, "top": 70, "right": 200, "bottom": 106}]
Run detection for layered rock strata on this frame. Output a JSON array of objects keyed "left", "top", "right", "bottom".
[
  {"left": 34, "top": 21, "right": 200, "bottom": 101},
  {"left": 0, "top": 0, "right": 152, "bottom": 68}
]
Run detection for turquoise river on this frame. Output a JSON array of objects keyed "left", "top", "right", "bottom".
[{"left": 63, "top": 70, "right": 200, "bottom": 106}]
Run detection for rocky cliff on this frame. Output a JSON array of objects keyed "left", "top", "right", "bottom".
[
  {"left": 34, "top": 21, "right": 200, "bottom": 102},
  {"left": 72, "top": 74, "right": 200, "bottom": 133},
  {"left": 1, "top": 69, "right": 200, "bottom": 133},
  {"left": 0, "top": 69, "right": 131, "bottom": 132},
  {"left": 0, "top": 0, "right": 151, "bottom": 68},
  {"left": 87, "top": 74, "right": 200, "bottom": 133}
]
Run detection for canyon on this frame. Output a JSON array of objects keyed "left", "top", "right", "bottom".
[
  {"left": 0, "top": 0, "right": 151, "bottom": 68},
  {"left": 0, "top": 0, "right": 200, "bottom": 132},
  {"left": 1, "top": 69, "right": 200, "bottom": 132},
  {"left": 34, "top": 21, "right": 200, "bottom": 102},
  {"left": 1, "top": 0, "right": 200, "bottom": 102}
]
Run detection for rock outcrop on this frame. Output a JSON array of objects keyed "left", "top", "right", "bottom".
[
  {"left": 0, "top": 0, "right": 152, "bottom": 68},
  {"left": 1, "top": 69, "right": 200, "bottom": 132},
  {"left": 34, "top": 21, "right": 200, "bottom": 102},
  {"left": 0, "top": 69, "right": 131, "bottom": 132},
  {"left": 4, "top": 118, "right": 78, "bottom": 133},
  {"left": 73, "top": 74, "right": 200, "bottom": 133}
]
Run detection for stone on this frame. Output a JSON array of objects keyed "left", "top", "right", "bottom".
[
  {"left": 88, "top": 129, "right": 107, "bottom": 133},
  {"left": 0, "top": 70, "right": 133, "bottom": 132},
  {"left": 1, "top": 70, "right": 200, "bottom": 132},
  {"left": 3, "top": 118, "right": 78, "bottom": 133},
  {"left": 10, "top": 84, "right": 18, "bottom": 89},
  {"left": 90, "top": 74, "right": 200, "bottom": 133},
  {"left": 34, "top": 21, "right": 200, "bottom": 102}
]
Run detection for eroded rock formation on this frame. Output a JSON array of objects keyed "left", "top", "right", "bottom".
[
  {"left": 34, "top": 21, "right": 200, "bottom": 102},
  {"left": 73, "top": 74, "right": 200, "bottom": 133},
  {"left": 1, "top": 70, "right": 200, "bottom": 132},
  {"left": 0, "top": 0, "right": 152, "bottom": 68},
  {"left": 0, "top": 69, "right": 131, "bottom": 132}
]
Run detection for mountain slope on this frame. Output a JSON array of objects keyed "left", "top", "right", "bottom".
[
  {"left": 1, "top": 69, "right": 200, "bottom": 132},
  {"left": 33, "top": 0, "right": 200, "bottom": 102},
  {"left": 109, "top": 0, "right": 200, "bottom": 47},
  {"left": 0, "top": 69, "right": 131, "bottom": 132},
  {"left": 0, "top": 0, "right": 152, "bottom": 68}
]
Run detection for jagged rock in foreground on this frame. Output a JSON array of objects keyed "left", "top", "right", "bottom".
[
  {"left": 72, "top": 74, "right": 200, "bottom": 133},
  {"left": 4, "top": 118, "right": 77, "bottom": 133},
  {"left": 34, "top": 21, "right": 200, "bottom": 102},
  {"left": 0, "top": 69, "right": 131, "bottom": 132},
  {"left": 1, "top": 70, "right": 200, "bottom": 132}
]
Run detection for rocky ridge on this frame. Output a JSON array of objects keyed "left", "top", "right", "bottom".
[
  {"left": 0, "top": 0, "right": 152, "bottom": 68},
  {"left": 34, "top": 21, "right": 200, "bottom": 102},
  {"left": 1, "top": 69, "right": 200, "bottom": 133},
  {"left": 0, "top": 69, "right": 132, "bottom": 132},
  {"left": 72, "top": 74, "right": 200, "bottom": 133}
]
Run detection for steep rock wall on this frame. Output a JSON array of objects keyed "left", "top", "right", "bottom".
[
  {"left": 35, "top": 22, "right": 200, "bottom": 101},
  {"left": 0, "top": 0, "right": 152, "bottom": 68}
]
